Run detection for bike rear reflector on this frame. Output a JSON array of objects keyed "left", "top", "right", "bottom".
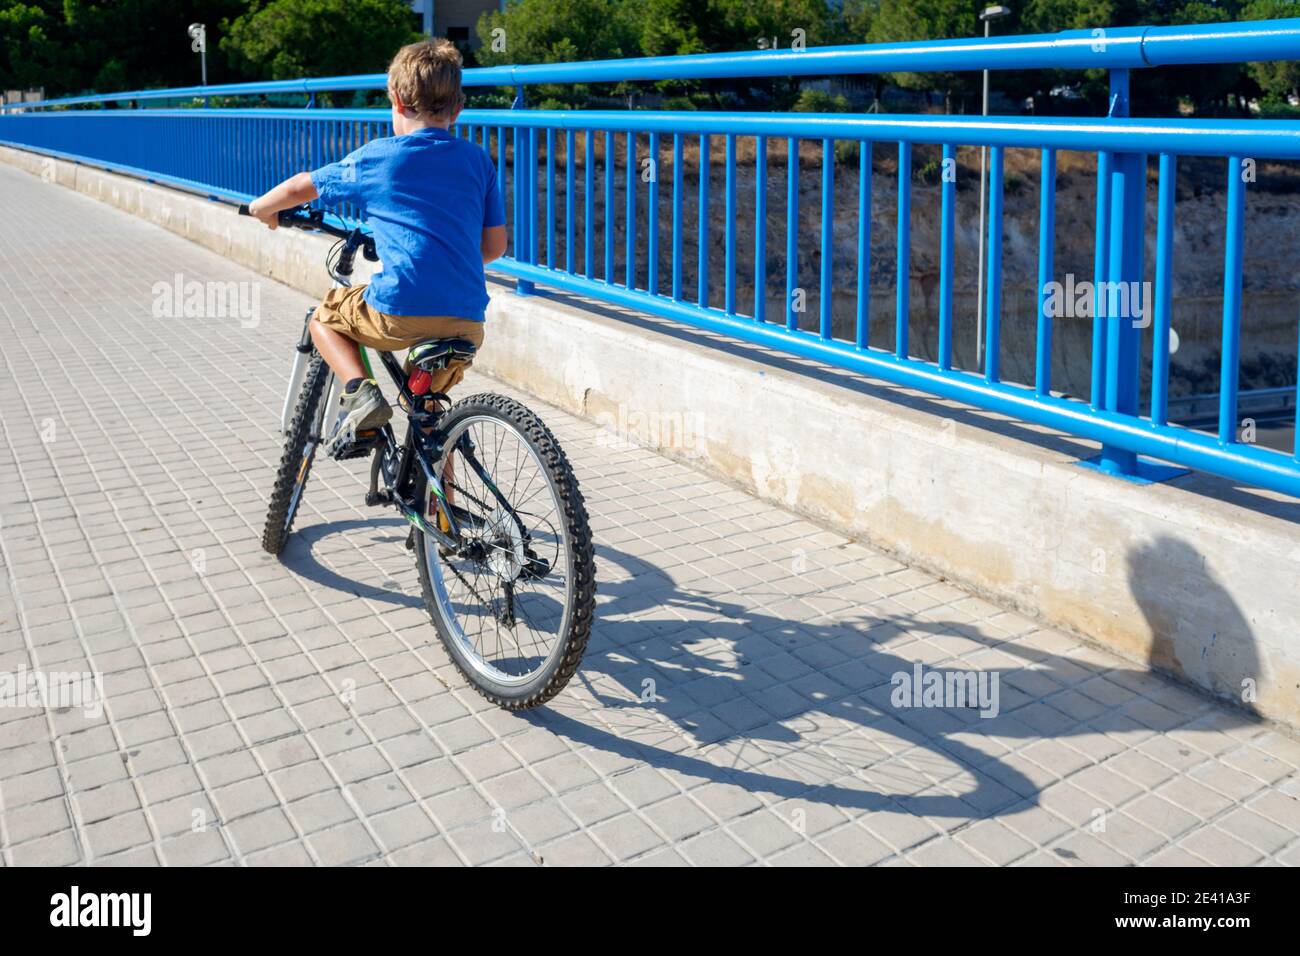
[{"left": 408, "top": 368, "right": 432, "bottom": 395}]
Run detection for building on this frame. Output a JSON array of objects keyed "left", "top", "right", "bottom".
[{"left": 408, "top": 0, "right": 503, "bottom": 48}]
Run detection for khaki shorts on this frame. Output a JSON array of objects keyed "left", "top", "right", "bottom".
[{"left": 313, "top": 284, "right": 485, "bottom": 395}]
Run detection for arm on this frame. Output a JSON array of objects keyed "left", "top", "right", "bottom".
[
  {"left": 248, "top": 172, "right": 318, "bottom": 230},
  {"left": 481, "top": 225, "right": 507, "bottom": 264}
]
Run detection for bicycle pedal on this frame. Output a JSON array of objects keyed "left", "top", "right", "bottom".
[
  {"left": 328, "top": 429, "right": 382, "bottom": 461},
  {"left": 330, "top": 442, "right": 373, "bottom": 461}
]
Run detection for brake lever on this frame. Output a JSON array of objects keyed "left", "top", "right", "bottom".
[{"left": 279, "top": 204, "right": 320, "bottom": 226}]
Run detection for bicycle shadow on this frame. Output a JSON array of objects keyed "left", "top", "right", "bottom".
[
  {"left": 519, "top": 540, "right": 1258, "bottom": 820},
  {"left": 274, "top": 518, "right": 1258, "bottom": 822},
  {"left": 279, "top": 516, "right": 425, "bottom": 610}
]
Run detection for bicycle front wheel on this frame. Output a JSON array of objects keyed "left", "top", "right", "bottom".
[
  {"left": 413, "top": 393, "right": 596, "bottom": 709},
  {"left": 262, "top": 352, "right": 332, "bottom": 555}
]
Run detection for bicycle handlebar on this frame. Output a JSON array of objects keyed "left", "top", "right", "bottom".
[
  {"left": 236, "top": 203, "right": 377, "bottom": 262},
  {"left": 237, "top": 202, "right": 344, "bottom": 236}
]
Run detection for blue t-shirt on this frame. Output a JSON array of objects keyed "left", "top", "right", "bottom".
[{"left": 311, "top": 127, "right": 505, "bottom": 320}]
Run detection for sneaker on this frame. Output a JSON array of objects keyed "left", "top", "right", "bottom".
[{"left": 328, "top": 379, "right": 391, "bottom": 453}]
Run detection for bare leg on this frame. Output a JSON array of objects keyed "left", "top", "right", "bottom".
[
  {"left": 442, "top": 451, "right": 457, "bottom": 511},
  {"left": 309, "top": 318, "right": 367, "bottom": 382}
]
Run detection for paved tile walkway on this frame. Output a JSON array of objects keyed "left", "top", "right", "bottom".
[{"left": 1, "top": 161, "right": 1299, "bottom": 867}]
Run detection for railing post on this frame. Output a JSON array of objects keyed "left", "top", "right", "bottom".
[
  {"left": 1097, "top": 70, "right": 1142, "bottom": 477},
  {"left": 512, "top": 85, "right": 534, "bottom": 296},
  {"left": 1087, "top": 70, "right": 1185, "bottom": 485}
]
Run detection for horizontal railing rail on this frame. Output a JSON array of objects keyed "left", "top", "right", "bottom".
[
  {"left": 2, "top": 20, "right": 1299, "bottom": 499},
  {"left": 8, "top": 17, "right": 1300, "bottom": 110},
  {"left": 9, "top": 108, "right": 1300, "bottom": 156}
]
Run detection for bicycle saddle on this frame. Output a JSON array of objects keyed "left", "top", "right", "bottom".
[{"left": 407, "top": 337, "right": 478, "bottom": 370}]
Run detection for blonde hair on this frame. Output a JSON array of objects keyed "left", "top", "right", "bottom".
[{"left": 388, "top": 38, "right": 465, "bottom": 119}]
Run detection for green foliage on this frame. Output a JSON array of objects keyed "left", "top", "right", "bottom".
[
  {"left": 0, "top": 2, "right": 64, "bottom": 91},
  {"left": 634, "top": 0, "right": 849, "bottom": 56},
  {"left": 0, "top": 0, "right": 1294, "bottom": 118},
  {"left": 1, "top": 1, "right": 247, "bottom": 96},
  {"left": 868, "top": 0, "right": 979, "bottom": 106},
  {"left": 842, "top": 0, "right": 878, "bottom": 39},
  {"left": 1258, "top": 94, "right": 1300, "bottom": 118},
  {"left": 1243, "top": 0, "right": 1300, "bottom": 100},
  {"left": 476, "top": 0, "right": 852, "bottom": 108},
  {"left": 474, "top": 0, "right": 641, "bottom": 105},
  {"left": 792, "top": 89, "right": 851, "bottom": 112},
  {"left": 221, "top": 0, "right": 421, "bottom": 80}
]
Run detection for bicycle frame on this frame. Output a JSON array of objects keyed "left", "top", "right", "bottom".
[
  {"left": 368, "top": 352, "right": 538, "bottom": 555},
  {"left": 368, "top": 351, "right": 464, "bottom": 550}
]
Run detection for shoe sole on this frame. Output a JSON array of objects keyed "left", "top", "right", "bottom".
[{"left": 328, "top": 396, "right": 392, "bottom": 453}]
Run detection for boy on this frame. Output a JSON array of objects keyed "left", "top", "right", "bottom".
[{"left": 248, "top": 38, "right": 507, "bottom": 448}]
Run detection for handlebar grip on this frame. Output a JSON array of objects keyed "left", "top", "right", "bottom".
[{"left": 237, "top": 203, "right": 251, "bottom": 216}]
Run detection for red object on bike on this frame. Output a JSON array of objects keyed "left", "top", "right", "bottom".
[{"left": 408, "top": 367, "right": 433, "bottom": 395}]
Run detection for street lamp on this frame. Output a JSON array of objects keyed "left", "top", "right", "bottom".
[
  {"left": 188, "top": 23, "right": 208, "bottom": 86},
  {"left": 975, "top": 4, "right": 1010, "bottom": 371}
]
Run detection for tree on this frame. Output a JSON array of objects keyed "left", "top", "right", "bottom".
[
  {"left": 1243, "top": 0, "right": 1300, "bottom": 102},
  {"left": 1, "top": 0, "right": 250, "bottom": 96},
  {"left": 475, "top": 0, "right": 644, "bottom": 67},
  {"left": 843, "top": 0, "right": 878, "bottom": 40},
  {"left": 0, "top": 2, "right": 66, "bottom": 92},
  {"left": 475, "top": 0, "right": 854, "bottom": 108},
  {"left": 633, "top": 0, "right": 851, "bottom": 107},
  {"left": 978, "top": 0, "right": 1247, "bottom": 116},
  {"left": 221, "top": 0, "right": 420, "bottom": 81},
  {"left": 63, "top": 1, "right": 250, "bottom": 92},
  {"left": 474, "top": 0, "right": 642, "bottom": 106},
  {"left": 868, "top": 0, "right": 980, "bottom": 112},
  {"left": 1151, "top": 1, "right": 1245, "bottom": 115}
]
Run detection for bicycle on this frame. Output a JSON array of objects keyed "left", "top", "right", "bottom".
[{"left": 239, "top": 203, "right": 596, "bottom": 710}]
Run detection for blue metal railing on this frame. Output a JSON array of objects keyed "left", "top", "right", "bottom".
[
  {"left": 8, "top": 18, "right": 1300, "bottom": 108},
  {"left": 2, "top": 19, "right": 1300, "bottom": 498}
]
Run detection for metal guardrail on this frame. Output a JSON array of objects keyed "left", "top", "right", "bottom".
[
  {"left": 2, "top": 19, "right": 1299, "bottom": 497},
  {"left": 7, "top": 19, "right": 1300, "bottom": 108}
]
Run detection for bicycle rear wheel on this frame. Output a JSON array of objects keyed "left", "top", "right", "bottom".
[
  {"left": 263, "top": 352, "right": 332, "bottom": 555},
  {"left": 413, "top": 393, "right": 595, "bottom": 709}
]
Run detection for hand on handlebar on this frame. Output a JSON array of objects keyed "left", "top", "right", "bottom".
[
  {"left": 239, "top": 200, "right": 281, "bottom": 230},
  {"left": 236, "top": 202, "right": 374, "bottom": 259},
  {"left": 238, "top": 202, "right": 321, "bottom": 230}
]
